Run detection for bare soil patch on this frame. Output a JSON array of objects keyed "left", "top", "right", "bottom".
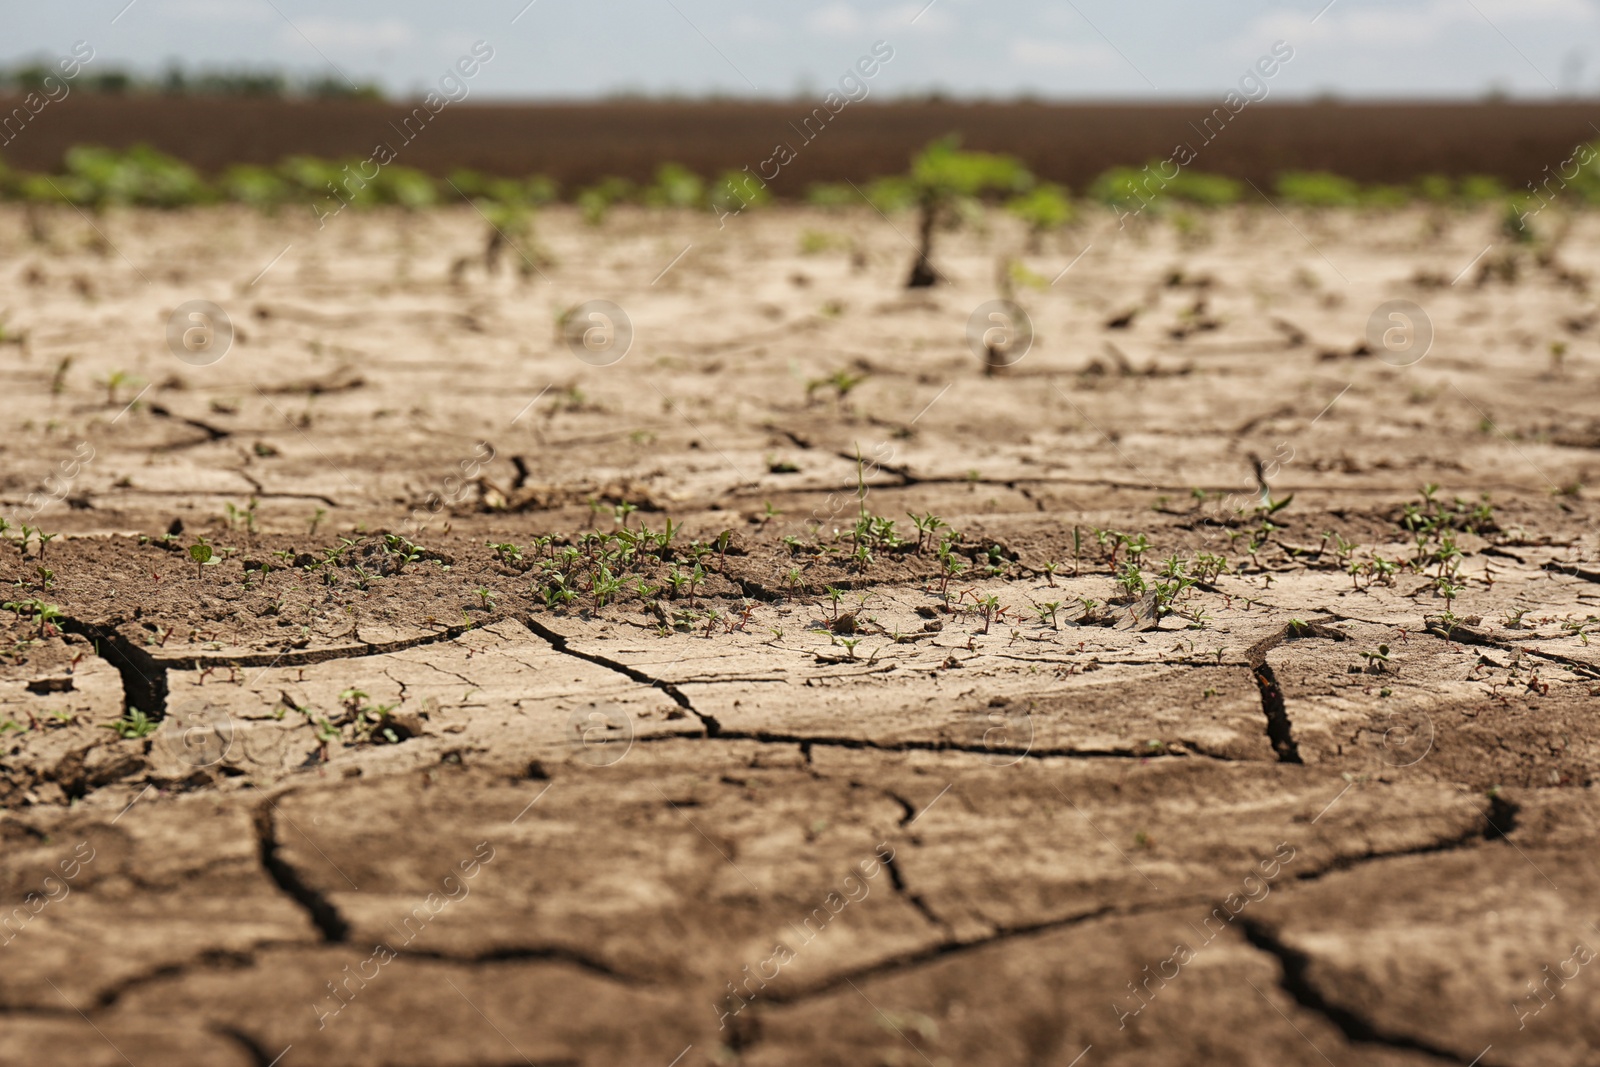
[{"left": 3, "top": 202, "right": 1600, "bottom": 1065}]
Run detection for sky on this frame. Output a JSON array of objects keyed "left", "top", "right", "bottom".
[{"left": 6, "top": 0, "right": 1600, "bottom": 101}]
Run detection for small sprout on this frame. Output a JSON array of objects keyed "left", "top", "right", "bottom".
[
  {"left": 99, "top": 370, "right": 143, "bottom": 407},
  {"left": 103, "top": 708, "right": 158, "bottom": 739},
  {"left": 4, "top": 597, "right": 63, "bottom": 635},
  {"left": 189, "top": 540, "right": 214, "bottom": 579},
  {"left": 1360, "top": 644, "right": 1392, "bottom": 672},
  {"left": 315, "top": 718, "right": 341, "bottom": 760}
]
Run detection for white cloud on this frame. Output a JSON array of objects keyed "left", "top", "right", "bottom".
[
  {"left": 156, "top": 0, "right": 272, "bottom": 22},
  {"left": 1009, "top": 39, "right": 1119, "bottom": 70},
  {"left": 1247, "top": 0, "right": 1597, "bottom": 50},
  {"left": 728, "top": 14, "right": 780, "bottom": 39},
  {"left": 287, "top": 16, "right": 415, "bottom": 52},
  {"left": 807, "top": 2, "right": 952, "bottom": 36}
]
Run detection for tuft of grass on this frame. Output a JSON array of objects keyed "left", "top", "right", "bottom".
[{"left": 103, "top": 708, "right": 158, "bottom": 739}]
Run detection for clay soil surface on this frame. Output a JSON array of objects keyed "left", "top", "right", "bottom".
[{"left": 2, "top": 201, "right": 1600, "bottom": 1066}]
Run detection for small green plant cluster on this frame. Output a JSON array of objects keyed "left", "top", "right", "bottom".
[
  {"left": 0, "top": 145, "right": 543, "bottom": 213},
  {"left": 1212, "top": 495, "right": 1295, "bottom": 568},
  {"left": 336, "top": 688, "right": 403, "bottom": 744},
  {"left": 1274, "top": 171, "right": 1515, "bottom": 210},
  {"left": 0, "top": 519, "right": 60, "bottom": 563},
  {"left": 1, "top": 146, "right": 444, "bottom": 210},
  {"left": 1398, "top": 483, "right": 1497, "bottom": 537},
  {"left": 2, "top": 597, "right": 64, "bottom": 636},
  {"left": 1089, "top": 163, "right": 1244, "bottom": 210},
  {"left": 900, "top": 135, "right": 1036, "bottom": 286},
  {"left": 1316, "top": 530, "right": 1398, "bottom": 591},
  {"left": 290, "top": 533, "right": 442, "bottom": 589},
  {"left": 1398, "top": 485, "right": 1496, "bottom": 601},
  {"left": 486, "top": 519, "right": 731, "bottom": 614},
  {"left": 1106, "top": 552, "right": 1210, "bottom": 629},
  {"left": 102, "top": 708, "right": 157, "bottom": 739}
]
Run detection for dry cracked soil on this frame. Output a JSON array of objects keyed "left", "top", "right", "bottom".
[{"left": 2, "top": 201, "right": 1600, "bottom": 1066}]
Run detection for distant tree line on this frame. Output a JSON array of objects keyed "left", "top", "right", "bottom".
[{"left": 0, "top": 62, "right": 382, "bottom": 100}]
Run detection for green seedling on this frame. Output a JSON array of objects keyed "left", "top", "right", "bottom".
[
  {"left": 99, "top": 370, "right": 142, "bottom": 407},
  {"left": 103, "top": 708, "right": 158, "bottom": 739},
  {"left": 488, "top": 542, "right": 523, "bottom": 564},
  {"left": 928, "top": 541, "right": 960, "bottom": 597},
  {"left": 1192, "top": 553, "right": 1227, "bottom": 582},
  {"left": 1114, "top": 561, "right": 1146, "bottom": 600},
  {"left": 970, "top": 593, "right": 1003, "bottom": 634},
  {"left": 906, "top": 512, "right": 948, "bottom": 553},
  {"left": 5, "top": 598, "right": 63, "bottom": 635},
  {"left": 1360, "top": 644, "right": 1392, "bottom": 672},
  {"left": 1560, "top": 616, "right": 1597, "bottom": 645},
  {"left": 1006, "top": 182, "right": 1073, "bottom": 251},
  {"left": 314, "top": 718, "right": 341, "bottom": 760},
  {"left": 189, "top": 541, "right": 213, "bottom": 579},
  {"left": 383, "top": 534, "right": 422, "bottom": 571},
  {"left": 806, "top": 369, "right": 868, "bottom": 406},
  {"left": 224, "top": 499, "right": 259, "bottom": 534},
  {"left": 591, "top": 566, "right": 623, "bottom": 608},
  {"left": 901, "top": 135, "right": 1032, "bottom": 287}
]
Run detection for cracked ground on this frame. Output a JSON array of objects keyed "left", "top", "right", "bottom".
[{"left": 3, "top": 201, "right": 1600, "bottom": 1066}]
